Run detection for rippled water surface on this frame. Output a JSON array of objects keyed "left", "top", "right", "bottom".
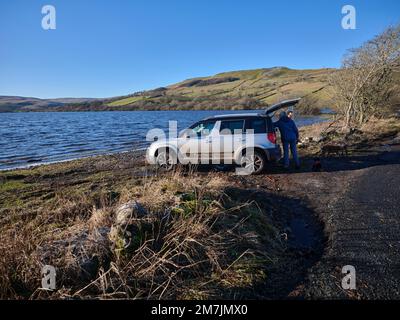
[{"left": 0, "top": 110, "right": 328, "bottom": 170}]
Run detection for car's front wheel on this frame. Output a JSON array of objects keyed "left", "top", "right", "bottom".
[
  {"left": 240, "top": 150, "right": 266, "bottom": 175},
  {"left": 155, "top": 149, "right": 177, "bottom": 171}
]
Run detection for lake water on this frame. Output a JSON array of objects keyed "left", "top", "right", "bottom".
[{"left": 0, "top": 110, "right": 329, "bottom": 170}]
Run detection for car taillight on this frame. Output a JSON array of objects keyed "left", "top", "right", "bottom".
[{"left": 267, "top": 132, "right": 276, "bottom": 144}]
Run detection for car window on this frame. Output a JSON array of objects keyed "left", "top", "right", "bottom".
[
  {"left": 191, "top": 121, "right": 216, "bottom": 137},
  {"left": 246, "top": 118, "right": 266, "bottom": 134},
  {"left": 219, "top": 120, "right": 244, "bottom": 135}
]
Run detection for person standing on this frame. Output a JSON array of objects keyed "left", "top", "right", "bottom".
[{"left": 274, "top": 111, "right": 300, "bottom": 169}]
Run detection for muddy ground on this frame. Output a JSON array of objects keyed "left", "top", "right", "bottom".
[{"left": 255, "top": 140, "right": 400, "bottom": 299}]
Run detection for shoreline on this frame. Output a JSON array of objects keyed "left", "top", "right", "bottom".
[
  {"left": 0, "top": 114, "right": 333, "bottom": 172},
  {"left": 1, "top": 118, "right": 399, "bottom": 299},
  {"left": 0, "top": 148, "right": 148, "bottom": 172},
  {"left": 0, "top": 131, "right": 326, "bottom": 299},
  {"left": 0, "top": 107, "right": 336, "bottom": 114}
]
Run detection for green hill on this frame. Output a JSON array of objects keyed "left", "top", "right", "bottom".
[
  {"left": 101, "top": 67, "right": 335, "bottom": 113},
  {"left": 0, "top": 96, "right": 99, "bottom": 112},
  {"left": 0, "top": 67, "right": 336, "bottom": 113}
]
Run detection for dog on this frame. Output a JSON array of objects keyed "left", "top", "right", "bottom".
[
  {"left": 321, "top": 143, "right": 348, "bottom": 157},
  {"left": 312, "top": 157, "right": 322, "bottom": 172}
]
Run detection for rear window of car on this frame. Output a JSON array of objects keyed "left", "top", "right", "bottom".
[
  {"left": 246, "top": 118, "right": 267, "bottom": 134},
  {"left": 219, "top": 120, "right": 244, "bottom": 135}
]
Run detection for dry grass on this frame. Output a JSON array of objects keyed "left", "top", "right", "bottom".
[
  {"left": 0, "top": 169, "right": 281, "bottom": 299},
  {"left": 299, "top": 117, "right": 400, "bottom": 141},
  {"left": 297, "top": 117, "right": 400, "bottom": 157},
  {"left": 360, "top": 117, "right": 400, "bottom": 137}
]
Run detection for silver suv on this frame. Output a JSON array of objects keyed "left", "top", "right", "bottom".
[{"left": 146, "top": 99, "right": 300, "bottom": 174}]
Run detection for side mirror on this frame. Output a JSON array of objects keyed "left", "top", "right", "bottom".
[
  {"left": 179, "top": 128, "right": 195, "bottom": 139},
  {"left": 178, "top": 129, "right": 186, "bottom": 138}
]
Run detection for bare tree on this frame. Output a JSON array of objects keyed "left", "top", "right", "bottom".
[{"left": 330, "top": 25, "right": 400, "bottom": 128}]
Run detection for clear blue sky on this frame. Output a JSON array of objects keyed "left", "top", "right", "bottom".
[{"left": 0, "top": 0, "right": 399, "bottom": 98}]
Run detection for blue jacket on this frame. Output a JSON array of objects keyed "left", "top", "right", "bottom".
[{"left": 274, "top": 116, "right": 299, "bottom": 142}]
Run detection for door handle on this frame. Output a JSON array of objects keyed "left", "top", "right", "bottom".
[{"left": 235, "top": 137, "right": 246, "bottom": 142}]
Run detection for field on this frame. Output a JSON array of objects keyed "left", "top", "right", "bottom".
[{"left": 0, "top": 153, "right": 307, "bottom": 299}]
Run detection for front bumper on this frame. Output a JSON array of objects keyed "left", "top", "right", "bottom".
[{"left": 146, "top": 146, "right": 157, "bottom": 164}]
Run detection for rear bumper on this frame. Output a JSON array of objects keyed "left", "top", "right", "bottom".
[{"left": 264, "top": 145, "right": 281, "bottom": 162}]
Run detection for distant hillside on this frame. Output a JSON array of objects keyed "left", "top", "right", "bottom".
[
  {"left": 2, "top": 66, "right": 399, "bottom": 114},
  {"left": 0, "top": 96, "right": 99, "bottom": 112},
  {"left": 60, "top": 67, "right": 336, "bottom": 114},
  {"left": 0, "top": 67, "right": 339, "bottom": 113}
]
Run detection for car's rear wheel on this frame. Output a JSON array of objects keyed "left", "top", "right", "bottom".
[
  {"left": 240, "top": 150, "right": 266, "bottom": 175},
  {"left": 156, "top": 149, "right": 177, "bottom": 171}
]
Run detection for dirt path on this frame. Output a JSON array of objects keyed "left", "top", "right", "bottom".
[{"left": 260, "top": 144, "right": 400, "bottom": 299}]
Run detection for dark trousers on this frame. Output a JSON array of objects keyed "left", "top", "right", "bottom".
[{"left": 282, "top": 140, "right": 300, "bottom": 168}]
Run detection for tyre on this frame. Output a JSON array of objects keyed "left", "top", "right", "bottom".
[
  {"left": 155, "top": 148, "right": 177, "bottom": 171},
  {"left": 240, "top": 150, "right": 266, "bottom": 175}
]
